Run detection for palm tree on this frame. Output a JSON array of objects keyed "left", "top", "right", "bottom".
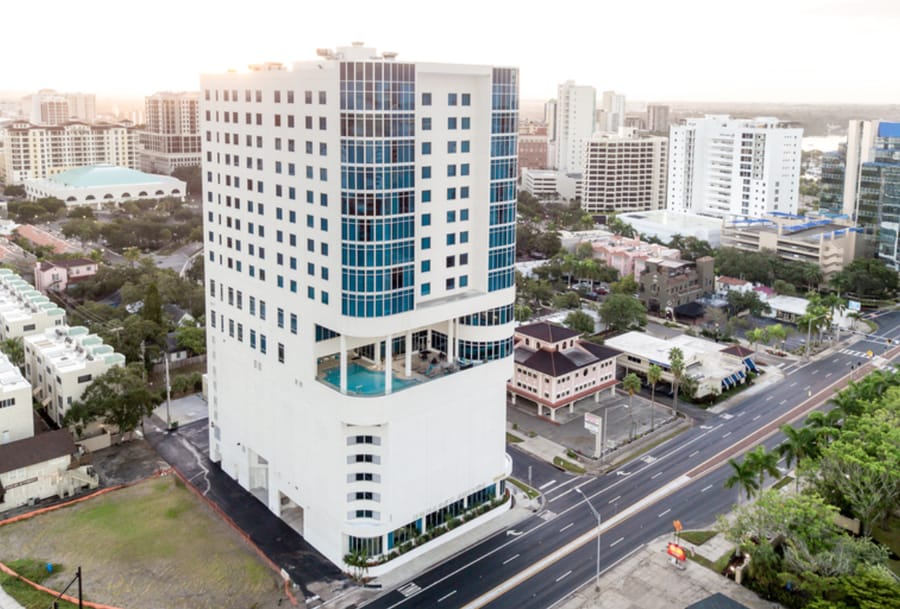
[
  {"left": 724, "top": 457, "right": 759, "bottom": 502},
  {"left": 0, "top": 337, "right": 24, "bottom": 369},
  {"left": 777, "top": 425, "right": 817, "bottom": 491},
  {"left": 647, "top": 364, "right": 662, "bottom": 431},
  {"left": 746, "top": 328, "right": 765, "bottom": 355},
  {"left": 746, "top": 445, "right": 781, "bottom": 491},
  {"left": 804, "top": 409, "right": 843, "bottom": 445},
  {"left": 622, "top": 372, "right": 641, "bottom": 440},
  {"left": 668, "top": 347, "right": 685, "bottom": 416}
]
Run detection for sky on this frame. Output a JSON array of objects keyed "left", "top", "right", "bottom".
[{"left": 5, "top": 0, "right": 900, "bottom": 104}]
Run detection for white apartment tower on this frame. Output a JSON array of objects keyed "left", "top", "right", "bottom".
[
  {"left": 201, "top": 44, "right": 517, "bottom": 568},
  {"left": 139, "top": 92, "right": 202, "bottom": 174},
  {"left": 20, "top": 90, "right": 96, "bottom": 125},
  {"left": 601, "top": 90, "right": 626, "bottom": 132},
  {"left": 582, "top": 128, "right": 668, "bottom": 214},
  {"left": 667, "top": 115, "right": 802, "bottom": 218},
  {"left": 554, "top": 81, "right": 595, "bottom": 174},
  {"left": 2, "top": 121, "right": 138, "bottom": 184}
]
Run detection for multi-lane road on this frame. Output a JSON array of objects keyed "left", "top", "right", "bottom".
[{"left": 362, "top": 312, "right": 900, "bottom": 609}]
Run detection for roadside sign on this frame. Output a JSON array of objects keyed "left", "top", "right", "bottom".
[
  {"left": 584, "top": 412, "right": 602, "bottom": 434},
  {"left": 848, "top": 300, "right": 861, "bottom": 312},
  {"left": 673, "top": 520, "right": 682, "bottom": 532},
  {"left": 667, "top": 542, "right": 686, "bottom": 561}
]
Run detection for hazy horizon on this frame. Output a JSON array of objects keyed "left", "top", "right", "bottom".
[{"left": 6, "top": 0, "right": 900, "bottom": 105}]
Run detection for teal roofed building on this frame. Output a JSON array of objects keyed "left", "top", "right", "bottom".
[{"left": 23, "top": 164, "right": 185, "bottom": 208}]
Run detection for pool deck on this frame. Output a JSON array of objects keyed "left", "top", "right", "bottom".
[{"left": 317, "top": 351, "right": 470, "bottom": 396}]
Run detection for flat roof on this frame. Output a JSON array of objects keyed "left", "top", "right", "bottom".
[{"left": 618, "top": 210, "right": 724, "bottom": 230}]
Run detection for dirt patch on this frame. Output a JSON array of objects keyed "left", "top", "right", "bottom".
[
  {"left": 88, "top": 439, "right": 170, "bottom": 487},
  {"left": 0, "top": 476, "right": 288, "bottom": 609}
]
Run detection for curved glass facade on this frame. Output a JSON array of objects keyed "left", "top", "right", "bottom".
[
  {"left": 458, "top": 304, "right": 514, "bottom": 326},
  {"left": 340, "top": 61, "right": 417, "bottom": 317},
  {"left": 488, "top": 68, "right": 518, "bottom": 292}
]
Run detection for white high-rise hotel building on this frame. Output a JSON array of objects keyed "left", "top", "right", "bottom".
[
  {"left": 553, "top": 81, "right": 595, "bottom": 174},
  {"left": 667, "top": 115, "right": 802, "bottom": 218},
  {"left": 201, "top": 44, "right": 517, "bottom": 567}
]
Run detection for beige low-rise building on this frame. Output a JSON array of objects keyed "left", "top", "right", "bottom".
[
  {"left": 720, "top": 212, "right": 868, "bottom": 280},
  {"left": 0, "top": 269, "right": 67, "bottom": 341},
  {"left": 0, "top": 428, "right": 98, "bottom": 512},
  {"left": 604, "top": 331, "right": 757, "bottom": 399},
  {"left": 0, "top": 352, "right": 34, "bottom": 445},
  {"left": 24, "top": 325, "right": 126, "bottom": 426},
  {"left": 34, "top": 258, "right": 99, "bottom": 293},
  {"left": 509, "top": 322, "right": 621, "bottom": 421}
]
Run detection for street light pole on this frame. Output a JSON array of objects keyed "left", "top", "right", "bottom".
[{"left": 575, "top": 488, "right": 602, "bottom": 591}]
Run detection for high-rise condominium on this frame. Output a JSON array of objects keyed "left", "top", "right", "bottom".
[
  {"left": 646, "top": 104, "right": 669, "bottom": 133},
  {"left": 601, "top": 90, "right": 626, "bottom": 132},
  {"left": 20, "top": 90, "right": 96, "bottom": 125},
  {"left": 201, "top": 43, "right": 518, "bottom": 567},
  {"left": 667, "top": 115, "right": 802, "bottom": 218},
  {"left": 553, "top": 81, "right": 595, "bottom": 173},
  {"left": 855, "top": 121, "right": 900, "bottom": 268},
  {"left": 581, "top": 128, "right": 667, "bottom": 215},
  {"left": 139, "top": 92, "right": 202, "bottom": 174}
]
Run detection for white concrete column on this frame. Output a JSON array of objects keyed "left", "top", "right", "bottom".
[
  {"left": 594, "top": 392, "right": 600, "bottom": 403},
  {"left": 550, "top": 407, "right": 556, "bottom": 422},
  {"left": 374, "top": 339, "right": 382, "bottom": 369},
  {"left": 385, "top": 334, "right": 393, "bottom": 395},
  {"left": 339, "top": 335, "right": 348, "bottom": 395},
  {"left": 569, "top": 402, "right": 574, "bottom": 413},
  {"left": 405, "top": 332, "right": 412, "bottom": 377}
]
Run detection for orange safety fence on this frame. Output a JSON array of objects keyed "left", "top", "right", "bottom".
[
  {"left": 0, "top": 468, "right": 173, "bottom": 528},
  {"left": 0, "top": 562, "right": 125, "bottom": 609},
  {"left": 168, "top": 468, "right": 299, "bottom": 606}
]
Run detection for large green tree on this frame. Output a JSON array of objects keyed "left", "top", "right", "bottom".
[
  {"left": 599, "top": 293, "right": 646, "bottom": 331},
  {"left": 563, "top": 310, "right": 595, "bottom": 335},
  {"left": 63, "top": 364, "right": 160, "bottom": 441},
  {"left": 174, "top": 325, "right": 207, "bottom": 355},
  {"left": 0, "top": 337, "right": 24, "bottom": 368},
  {"left": 830, "top": 259, "right": 898, "bottom": 299}
]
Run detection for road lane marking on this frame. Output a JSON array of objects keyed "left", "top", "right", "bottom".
[
  {"left": 701, "top": 484, "right": 713, "bottom": 493},
  {"left": 398, "top": 582, "right": 422, "bottom": 598},
  {"left": 438, "top": 591, "right": 457, "bottom": 603},
  {"left": 651, "top": 471, "right": 663, "bottom": 479},
  {"left": 559, "top": 523, "right": 574, "bottom": 533},
  {"left": 825, "top": 372, "right": 833, "bottom": 378},
  {"left": 752, "top": 414, "right": 761, "bottom": 421},
  {"left": 831, "top": 358, "right": 839, "bottom": 363},
  {"left": 736, "top": 411, "right": 745, "bottom": 417},
  {"left": 722, "top": 431, "right": 732, "bottom": 438},
  {"left": 502, "top": 554, "right": 519, "bottom": 565},
  {"left": 608, "top": 495, "right": 621, "bottom": 504},
  {"left": 789, "top": 382, "right": 797, "bottom": 387},
  {"left": 811, "top": 370, "right": 819, "bottom": 375},
  {"left": 766, "top": 396, "right": 773, "bottom": 401},
  {"left": 689, "top": 450, "right": 699, "bottom": 458},
  {"left": 539, "top": 480, "right": 557, "bottom": 490},
  {"left": 658, "top": 508, "right": 671, "bottom": 518},
  {"left": 555, "top": 570, "right": 572, "bottom": 583},
  {"left": 779, "top": 400, "right": 787, "bottom": 405},
  {"left": 610, "top": 536, "right": 624, "bottom": 547}
]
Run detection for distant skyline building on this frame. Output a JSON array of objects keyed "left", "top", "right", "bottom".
[
  {"left": 581, "top": 128, "right": 667, "bottom": 215},
  {"left": 1, "top": 120, "right": 138, "bottom": 184},
  {"left": 20, "top": 90, "right": 96, "bottom": 125},
  {"left": 600, "top": 90, "right": 626, "bottom": 132},
  {"left": 139, "top": 91, "right": 201, "bottom": 174},
  {"left": 553, "top": 80, "right": 595, "bottom": 173},
  {"left": 667, "top": 115, "right": 802, "bottom": 218},
  {"left": 646, "top": 104, "right": 669, "bottom": 132},
  {"left": 856, "top": 121, "right": 900, "bottom": 268},
  {"left": 201, "top": 43, "right": 517, "bottom": 569},
  {"left": 818, "top": 143, "right": 846, "bottom": 215}
]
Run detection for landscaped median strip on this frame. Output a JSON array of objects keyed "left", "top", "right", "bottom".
[{"left": 458, "top": 476, "right": 691, "bottom": 609}]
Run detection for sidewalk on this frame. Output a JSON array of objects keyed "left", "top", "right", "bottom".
[
  {"left": 0, "top": 588, "right": 25, "bottom": 609},
  {"left": 557, "top": 532, "right": 779, "bottom": 609}
]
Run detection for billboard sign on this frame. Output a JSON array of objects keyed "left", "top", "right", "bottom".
[{"left": 584, "top": 412, "right": 602, "bottom": 434}]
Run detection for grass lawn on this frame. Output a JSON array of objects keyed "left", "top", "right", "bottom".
[
  {"left": 505, "top": 432, "right": 523, "bottom": 443},
  {"left": 0, "top": 477, "right": 282, "bottom": 609},
  {"left": 0, "top": 559, "right": 79, "bottom": 609},
  {"left": 507, "top": 478, "right": 540, "bottom": 500},
  {"left": 553, "top": 456, "right": 587, "bottom": 475},
  {"left": 872, "top": 516, "right": 900, "bottom": 577},
  {"left": 679, "top": 530, "right": 717, "bottom": 546}
]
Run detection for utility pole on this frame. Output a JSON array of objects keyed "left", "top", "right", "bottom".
[
  {"left": 164, "top": 356, "right": 172, "bottom": 431},
  {"left": 575, "top": 488, "right": 602, "bottom": 591}
]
